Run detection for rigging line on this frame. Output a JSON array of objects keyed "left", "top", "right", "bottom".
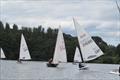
[{"left": 116, "top": 0, "right": 120, "bottom": 42}]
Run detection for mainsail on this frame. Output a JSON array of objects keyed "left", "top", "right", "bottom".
[
  {"left": 19, "top": 34, "right": 31, "bottom": 60},
  {"left": 52, "top": 26, "right": 67, "bottom": 64},
  {"left": 0, "top": 48, "right": 6, "bottom": 58},
  {"left": 74, "top": 47, "right": 82, "bottom": 62},
  {"left": 73, "top": 18, "right": 104, "bottom": 62}
]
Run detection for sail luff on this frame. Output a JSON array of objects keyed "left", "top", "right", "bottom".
[{"left": 116, "top": 0, "right": 120, "bottom": 42}]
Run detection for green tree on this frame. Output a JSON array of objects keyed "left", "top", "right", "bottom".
[
  {"left": 116, "top": 44, "right": 120, "bottom": 57},
  {"left": 5, "top": 23, "right": 10, "bottom": 32},
  {"left": 0, "top": 21, "right": 4, "bottom": 31},
  {"left": 0, "top": 21, "right": 119, "bottom": 64},
  {"left": 13, "top": 24, "right": 18, "bottom": 31}
]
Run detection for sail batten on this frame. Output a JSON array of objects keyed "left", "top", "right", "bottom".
[
  {"left": 52, "top": 26, "right": 67, "bottom": 64},
  {"left": 19, "top": 34, "right": 31, "bottom": 60},
  {"left": 73, "top": 18, "right": 104, "bottom": 62}
]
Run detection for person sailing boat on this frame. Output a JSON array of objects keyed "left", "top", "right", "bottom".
[
  {"left": 47, "top": 26, "right": 67, "bottom": 67},
  {"left": 79, "top": 63, "right": 85, "bottom": 68},
  {"left": 73, "top": 18, "right": 104, "bottom": 70},
  {"left": 48, "top": 58, "right": 53, "bottom": 64}
]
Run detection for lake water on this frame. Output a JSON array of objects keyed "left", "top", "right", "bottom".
[{"left": 0, "top": 60, "right": 120, "bottom": 80}]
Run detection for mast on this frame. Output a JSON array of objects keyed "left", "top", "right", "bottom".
[
  {"left": 78, "top": 46, "right": 84, "bottom": 63},
  {"left": 116, "top": 0, "right": 120, "bottom": 42}
]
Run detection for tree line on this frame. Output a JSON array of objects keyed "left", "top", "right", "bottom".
[{"left": 0, "top": 21, "right": 120, "bottom": 64}]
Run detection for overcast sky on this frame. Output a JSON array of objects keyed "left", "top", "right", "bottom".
[{"left": 0, "top": 0, "right": 120, "bottom": 46}]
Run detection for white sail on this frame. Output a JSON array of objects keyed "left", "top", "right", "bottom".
[
  {"left": 0, "top": 48, "right": 6, "bottom": 58},
  {"left": 73, "top": 18, "right": 104, "bottom": 62},
  {"left": 52, "top": 26, "right": 67, "bottom": 64},
  {"left": 19, "top": 34, "right": 31, "bottom": 60},
  {"left": 74, "top": 47, "right": 82, "bottom": 62}
]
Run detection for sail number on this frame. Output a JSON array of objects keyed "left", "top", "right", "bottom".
[
  {"left": 81, "top": 39, "right": 93, "bottom": 47},
  {"left": 80, "top": 33, "right": 86, "bottom": 38},
  {"left": 22, "top": 44, "right": 28, "bottom": 52},
  {"left": 87, "top": 55, "right": 96, "bottom": 59},
  {"left": 94, "top": 48, "right": 101, "bottom": 54}
]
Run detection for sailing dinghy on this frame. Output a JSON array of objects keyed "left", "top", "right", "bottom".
[
  {"left": 18, "top": 34, "right": 31, "bottom": 63},
  {"left": 0, "top": 48, "right": 6, "bottom": 59},
  {"left": 47, "top": 26, "right": 67, "bottom": 67},
  {"left": 73, "top": 18, "right": 104, "bottom": 69}
]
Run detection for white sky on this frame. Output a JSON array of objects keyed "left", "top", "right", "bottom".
[{"left": 0, "top": 0, "right": 120, "bottom": 46}]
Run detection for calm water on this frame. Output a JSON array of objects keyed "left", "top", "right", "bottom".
[{"left": 0, "top": 60, "right": 120, "bottom": 80}]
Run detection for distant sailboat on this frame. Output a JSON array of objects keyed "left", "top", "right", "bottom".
[
  {"left": 0, "top": 48, "right": 6, "bottom": 59},
  {"left": 73, "top": 18, "right": 104, "bottom": 69},
  {"left": 18, "top": 34, "right": 31, "bottom": 63},
  {"left": 47, "top": 26, "right": 67, "bottom": 67}
]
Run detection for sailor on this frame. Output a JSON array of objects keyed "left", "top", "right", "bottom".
[
  {"left": 48, "top": 58, "right": 53, "bottom": 64},
  {"left": 79, "top": 62, "right": 84, "bottom": 68}
]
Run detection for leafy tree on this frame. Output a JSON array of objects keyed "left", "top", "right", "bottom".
[
  {"left": 13, "top": 24, "right": 18, "bottom": 31},
  {"left": 0, "top": 21, "right": 4, "bottom": 31},
  {"left": 5, "top": 23, "right": 10, "bottom": 31},
  {"left": 0, "top": 21, "right": 119, "bottom": 64},
  {"left": 116, "top": 44, "right": 120, "bottom": 57}
]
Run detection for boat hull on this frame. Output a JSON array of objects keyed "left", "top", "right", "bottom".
[
  {"left": 47, "top": 63, "right": 58, "bottom": 67},
  {"left": 79, "top": 66, "right": 88, "bottom": 70},
  {"left": 109, "top": 71, "right": 120, "bottom": 75}
]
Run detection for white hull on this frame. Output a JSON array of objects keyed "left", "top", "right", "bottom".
[{"left": 109, "top": 71, "right": 120, "bottom": 75}]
